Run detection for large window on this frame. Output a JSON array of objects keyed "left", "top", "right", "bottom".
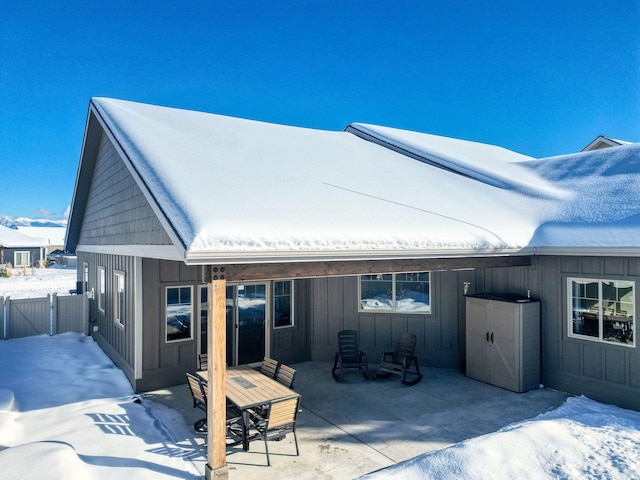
[
  {"left": 359, "top": 272, "right": 431, "bottom": 313},
  {"left": 568, "top": 278, "right": 634, "bottom": 346},
  {"left": 14, "top": 251, "right": 30, "bottom": 267},
  {"left": 98, "top": 266, "right": 106, "bottom": 313},
  {"left": 273, "top": 280, "right": 294, "bottom": 328},
  {"left": 114, "top": 272, "right": 125, "bottom": 327},
  {"left": 166, "top": 286, "right": 193, "bottom": 342}
]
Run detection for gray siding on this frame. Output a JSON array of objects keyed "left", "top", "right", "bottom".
[
  {"left": 531, "top": 256, "right": 640, "bottom": 410},
  {"left": 78, "top": 251, "right": 138, "bottom": 386},
  {"left": 310, "top": 271, "right": 476, "bottom": 369},
  {"left": 1, "top": 247, "right": 44, "bottom": 266},
  {"left": 78, "top": 132, "right": 173, "bottom": 247}
]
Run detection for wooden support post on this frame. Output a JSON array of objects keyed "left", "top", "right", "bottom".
[{"left": 204, "top": 266, "right": 228, "bottom": 480}]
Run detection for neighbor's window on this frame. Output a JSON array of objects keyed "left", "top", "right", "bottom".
[
  {"left": 98, "top": 266, "right": 106, "bottom": 313},
  {"left": 14, "top": 251, "right": 30, "bottom": 267},
  {"left": 568, "top": 278, "right": 634, "bottom": 347},
  {"left": 114, "top": 272, "right": 125, "bottom": 327},
  {"left": 359, "top": 272, "right": 431, "bottom": 313},
  {"left": 273, "top": 280, "right": 294, "bottom": 328},
  {"left": 166, "top": 286, "right": 193, "bottom": 342}
]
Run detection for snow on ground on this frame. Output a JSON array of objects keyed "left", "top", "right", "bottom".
[
  {"left": 0, "top": 266, "right": 77, "bottom": 299},
  {"left": 360, "top": 395, "right": 640, "bottom": 480},
  {"left": 0, "top": 333, "right": 198, "bottom": 480}
]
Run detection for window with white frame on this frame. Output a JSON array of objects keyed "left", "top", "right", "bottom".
[
  {"left": 114, "top": 272, "right": 125, "bottom": 327},
  {"left": 98, "top": 266, "right": 106, "bottom": 313},
  {"left": 359, "top": 272, "right": 431, "bottom": 313},
  {"left": 166, "top": 286, "right": 193, "bottom": 342},
  {"left": 14, "top": 251, "right": 30, "bottom": 267},
  {"left": 83, "top": 262, "right": 89, "bottom": 295},
  {"left": 568, "top": 277, "right": 634, "bottom": 346},
  {"left": 273, "top": 280, "right": 294, "bottom": 328}
]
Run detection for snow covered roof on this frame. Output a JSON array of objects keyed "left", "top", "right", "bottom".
[
  {"left": 16, "top": 227, "right": 66, "bottom": 246},
  {"left": 0, "top": 225, "right": 48, "bottom": 248},
  {"left": 67, "top": 98, "right": 640, "bottom": 264}
]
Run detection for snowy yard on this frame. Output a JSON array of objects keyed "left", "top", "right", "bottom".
[
  {"left": 0, "top": 266, "right": 77, "bottom": 299},
  {"left": 2, "top": 272, "right": 640, "bottom": 479}
]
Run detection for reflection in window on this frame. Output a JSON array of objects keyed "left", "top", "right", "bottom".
[
  {"left": 569, "top": 278, "right": 634, "bottom": 346},
  {"left": 114, "top": 272, "right": 125, "bottom": 327},
  {"left": 274, "top": 280, "right": 294, "bottom": 328},
  {"left": 98, "top": 267, "right": 105, "bottom": 313},
  {"left": 360, "top": 273, "right": 430, "bottom": 313},
  {"left": 166, "top": 286, "right": 193, "bottom": 342}
]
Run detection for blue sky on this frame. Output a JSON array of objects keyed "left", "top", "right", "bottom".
[{"left": 1, "top": 1, "right": 639, "bottom": 220}]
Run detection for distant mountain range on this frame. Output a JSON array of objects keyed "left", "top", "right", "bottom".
[{"left": 0, "top": 215, "right": 67, "bottom": 229}]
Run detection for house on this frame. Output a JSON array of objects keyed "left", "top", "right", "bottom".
[
  {"left": 65, "top": 98, "right": 640, "bottom": 415},
  {"left": 0, "top": 225, "right": 48, "bottom": 268},
  {"left": 582, "top": 135, "right": 631, "bottom": 151}
]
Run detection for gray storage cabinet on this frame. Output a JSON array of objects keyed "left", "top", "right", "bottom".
[{"left": 465, "top": 293, "right": 540, "bottom": 393}]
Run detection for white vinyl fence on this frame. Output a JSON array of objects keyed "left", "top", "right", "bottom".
[{"left": 1, "top": 293, "right": 89, "bottom": 340}]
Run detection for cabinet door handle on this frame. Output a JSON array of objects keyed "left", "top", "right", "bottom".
[
  {"left": 486, "top": 332, "right": 490, "bottom": 342},
  {"left": 491, "top": 332, "right": 494, "bottom": 343}
]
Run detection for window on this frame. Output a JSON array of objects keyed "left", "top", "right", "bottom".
[
  {"left": 114, "top": 272, "right": 125, "bottom": 327},
  {"left": 273, "top": 280, "right": 294, "bottom": 328},
  {"left": 568, "top": 278, "right": 634, "bottom": 346},
  {"left": 359, "top": 272, "right": 431, "bottom": 313},
  {"left": 14, "top": 251, "right": 30, "bottom": 267},
  {"left": 83, "top": 263, "right": 89, "bottom": 295},
  {"left": 166, "top": 286, "right": 193, "bottom": 342},
  {"left": 98, "top": 266, "right": 106, "bottom": 313}
]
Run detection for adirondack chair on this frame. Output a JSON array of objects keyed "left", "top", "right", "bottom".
[
  {"left": 376, "top": 332, "right": 423, "bottom": 386},
  {"left": 332, "top": 330, "right": 370, "bottom": 381}
]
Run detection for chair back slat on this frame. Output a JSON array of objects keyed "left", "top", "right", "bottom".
[
  {"left": 338, "top": 330, "right": 360, "bottom": 363},
  {"left": 186, "top": 372, "right": 207, "bottom": 407},
  {"left": 198, "top": 353, "right": 208, "bottom": 370},
  {"left": 276, "top": 364, "right": 296, "bottom": 389},
  {"left": 260, "top": 357, "right": 280, "bottom": 379},
  {"left": 266, "top": 396, "right": 299, "bottom": 429},
  {"left": 395, "top": 332, "right": 417, "bottom": 359}
]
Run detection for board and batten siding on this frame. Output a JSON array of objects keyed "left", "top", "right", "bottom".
[
  {"left": 77, "top": 131, "right": 173, "bottom": 247},
  {"left": 78, "top": 251, "right": 138, "bottom": 387},
  {"left": 530, "top": 255, "right": 640, "bottom": 410},
  {"left": 310, "top": 271, "right": 476, "bottom": 369}
]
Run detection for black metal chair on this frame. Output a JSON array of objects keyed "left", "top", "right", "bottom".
[
  {"left": 376, "top": 332, "right": 423, "bottom": 386},
  {"left": 332, "top": 329, "right": 370, "bottom": 381},
  {"left": 246, "top": 395, "right": 301, "bottom": 466},
  {"left": 186, "top": 372, "right": 241, "bottom": 433}
]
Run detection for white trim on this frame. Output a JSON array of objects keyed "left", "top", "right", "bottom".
[
  {"left": 113, "top": 270, "right": 125, "bottom": 328},
  {"left": 97, "top": 266, "right": 106, "bottom": 314},
  {"left": 184, "top": 248, "right": 530, "bottom": 265},
  {"left": 134, "top": 257, "right": 143, "bottom": 379},
  {"left": 358, "top": 272, "right": 432, "bottom": 314},
  {"left": 76, "top": 244, "right": 184, "bottom": 261},
  {"left": 566, "top": 277, "right": 635, "bottom": 347},
  {"left": 165, "top": 285, "right": 194, "bottom": 344},
  {"left": 273, "top": 280, "right": 294, "bottom": 330}
]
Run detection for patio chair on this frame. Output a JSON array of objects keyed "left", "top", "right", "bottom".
[
  {"left": 260, "top": 357, "right": 280, "bottom": 379},
  {"left": 376, "top": 332, "right": 423, "bottom": 386},
  {"left": 246, "top": 395, "right": 301, "bottom": 466},
  {"left": 332, "top": 329, "right": 370, "bottom": 381},
  {"left": 185, "top": 372, "right": 241, "bottom": 433},
  {"left": 198, "top": 353, "right": 208, "bottom": 370},
  {"left": 276, "top": 364, "right": 296, "bottom": 389}
]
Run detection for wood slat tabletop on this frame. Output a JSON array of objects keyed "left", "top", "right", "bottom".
[{"left": 198, "top": 365, "right": 298, "bottom": 410}]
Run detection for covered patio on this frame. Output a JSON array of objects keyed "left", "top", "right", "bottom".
[{"left": 143, "top": 361, "right": 570, "bottom": 479}]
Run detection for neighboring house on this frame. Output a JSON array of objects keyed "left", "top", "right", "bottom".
[
  {"left": 66, "top": 98, "right": 640, "bottom": 414},
  {"left": 16, "top": 226, "right": 66, "bottom": 255},
  {"left": 582, "top": 135, "right": 631, "bottom": 151},
  {"left": 0, "top": 225, "right": 47, "bottom": 267}
]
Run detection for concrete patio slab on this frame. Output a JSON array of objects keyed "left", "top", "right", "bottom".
[{"left": 141, "top": 362, "right": 570, "bottom": 479}]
